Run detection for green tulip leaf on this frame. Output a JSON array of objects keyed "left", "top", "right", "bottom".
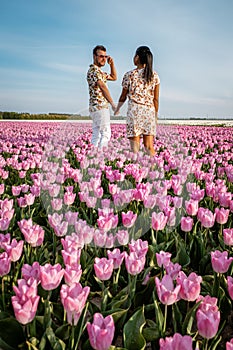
[
  {"left": 0, "top": 318, "right": 25, "bottom": 349},
  {"left": 46, "top": 327, "right": 66, "bottom": 350},
  {"left": 123, "top": 306, "right": 146, "bottom": 350},
  {"left": 182, "top": 300, "right": 201, "bottom": 335}
]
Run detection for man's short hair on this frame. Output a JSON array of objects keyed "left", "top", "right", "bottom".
[{"left": 93, "top": 45, "right": 106, "bottom": 55}]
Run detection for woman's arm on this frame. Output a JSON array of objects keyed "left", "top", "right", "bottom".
[
  {"left": 153, "top": 84, "right": 160, "bottom": 125},
  {"left": 114, "top": 88, "right": 128, "bottom": 115}
]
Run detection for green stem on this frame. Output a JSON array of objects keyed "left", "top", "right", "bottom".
[
  {"left": 101, "top": 282, "right": 108, "bottom": 312},
  {"left": 163, "top": 304, "right": 168, "bottom": 335},
  {"left": 1, "top": 277, "right": 5, "bottom": 311},
  {"left": 70, "top": 323, "right": 75, "bottom": 350},
  {"left": 113, "top": 267, "right": 121, "bottom": 295}
]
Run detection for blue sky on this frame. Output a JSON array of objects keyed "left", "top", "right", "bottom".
[{"left": 1, "top": 0, "right": 233, "bottom": 118}]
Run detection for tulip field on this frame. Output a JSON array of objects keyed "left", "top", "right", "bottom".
[{"left": 0, "top": 120, "right": 233, "bottom": 350}]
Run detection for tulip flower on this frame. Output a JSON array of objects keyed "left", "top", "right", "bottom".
[
  {"left": 176, "top": 271, "right": 202, "bottom": 301},
  {"left": 197, "top": 207, "right": 216, "bottom": 228},
  {"left": 64, "top": 264, "right": 82, "bottom": 286},
  {"left": 185, "top": 199, "right": 199, "bottom": 216},
  {"left": 22, "top": 262, "right": 41, "bottom": 283},
  {"left": 94, "top": 257, "right": 114, "bottom": 281},
  {"left": 107, "top": 248, "right": 125, "bottom": 269},
  {"left": 215, "top": 207, "right": 230, "bottom": 224},
  {"left": 87, "top": 313, "right": 115, "bottom": 350},
  {"left": 116, "top": 229, "right": 129, "bottom": 246},
  {"left": 227, "top": 276, "right": 233, "bottom": 300},
  {"left": 211, "top": 250, "right": 233, "bottom": 274},
  {"left": 0, "top": 252, "right": 11, "bottom": 276},
  {"left": 159, "top": 332, "right": 193, "bottom": 350},
  {"left": 125, "top": 251, "right": 146, "bottom": 276},
  {"left": 60, "top": 282, "right": 90, "bottom": 325},
  {"left": 40, "top": 263, "right": 64, "bottom": 290},
  {"left": 223, "top": 228, "right": 233, "bottom": 246},
  {"left": 151, "top": 211, "right": 168, "bottom": 231},
  {"left": 196, "top": 295, "right": 220, "bottom": 339},
  {"left": 121, "top": 211, "right": 137, "bottom": 228},
  {"left": 4, "top": 238, "right": 24, "bottom": 262},
  {"left": 226, "top": 338, "right": 233, "bottom": 350},
  {"left": 165, "top": 262, "right": 182, "bottom": 279},
  {"left": 155, "top": 275, "right": 181, "bottom": 305},
  {"left": 11, "top": 278, "right": 40, "bottom": 325},
  {"left": 129, "top": 238, "right": 148, "bottom": 258},
  {"left": 180, "top": 216, "right": 194, "bottom": 232},
  {"left": 156, "top": 251, "right": 172, "bottom": 268}
]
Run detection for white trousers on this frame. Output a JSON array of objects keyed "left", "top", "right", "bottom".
[{"left": 90, "top": 108, "right": 111, "bottom": 148}]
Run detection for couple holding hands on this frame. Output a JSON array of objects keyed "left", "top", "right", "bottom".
[{"left": 87, "top": 45, "right": 160, "bottom": 156}]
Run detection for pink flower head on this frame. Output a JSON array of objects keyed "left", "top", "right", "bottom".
[
  {"left": 156, "top": 251, "right": 172, "bottom": 268},
  {"left": 197, "top": 208, "right": 215, "bottom": 228},
  {"left": 60, "top": 282, "right": 90, "bottom": 325},
  {"left": 94, "top": 257, "right": 114, "bottom": 281},
  {"left": 4, "top": 239, "right": 24, "bottom": 262},
  {"left": 165, "top": 262, "right": 182, "bottom": 279},
  {"left": 226, "top": 338, "right": 233, "bottom": 350},
  {"left": 116, "top": 230, "right": 129, "bottom": 246},
  {"left": 223, "top": 228, "right": 233, "bottom": 246},
  {"left": 151, "top": 211, "right": 168, "bottom": 231},
  {"left": 0, "top": 251, "right": 11, "bottom": 276},
  {"left": 176, "top": 271, "right": 202, "bottom": 301},
  {"left": 155, "top": 275, "right": 181, "bottom": 305},
  {"left": 40, "top": 263, "right": 64, "bottom": 290},
  {"left": 196, "top": 295, "right": 220, "bottom": 339},
  {"left": 211, "top": 250, "right": 233, "bottom": 274},
  {"left": 64, "top": 264, "right": 82, "bottom": 286},
  {"left": 125, "top": 252, "right": 146, "bottom": 275},
  {"left": 215, "top": 207, "right": 230, "bottom": 225},
  {"left": 121, "top": 211, "right": 137, "bottom": 228},
  {"left": 159, "top": 332, "right": 193, "bottom": 350},
  {"left": 22, "top": 262, "right": 41, "bottom": 283},
  {"left": 227, "top": 276, "right": 233, "bottom": 300},
  {"left": 185, "top": 199, "right": 199, "bottom": 216},
  {"left": 129, "top": 238, "right": 148, "bottom": 258},
  {"left": 87, "top": 313, "right": 115, "bottom": 350},
  {"left": 180, "top": 216, "right": 193, "bottom": 232},
  {"left": 11, "top": 278, "right": 40, "bottom": 325},
  {"left": 107, "top": 248, "right": 125, "bottom": 269}
]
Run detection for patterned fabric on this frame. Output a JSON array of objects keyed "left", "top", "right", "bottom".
[
  {"left": 87, "top": 64, "right": 109, "bottom": 112},
  {"left": 122, "top": 68, "right": 160, "bottom": 137}
]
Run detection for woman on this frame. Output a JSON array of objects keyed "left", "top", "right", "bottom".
[{"left": 114, "top": 46, "right": 160, "bottom": 156}]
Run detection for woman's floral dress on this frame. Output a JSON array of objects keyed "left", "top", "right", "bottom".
[{"left": 122, "top": 68, "right": 160, "bottom": 137}]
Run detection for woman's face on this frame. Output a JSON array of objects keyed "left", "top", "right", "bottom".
[{"left": 134, "top": 54, "right": 140, "bottom": 66}]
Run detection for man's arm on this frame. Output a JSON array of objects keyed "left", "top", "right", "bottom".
[
  {"left": 114, "top": 88, "right": 128, "bottom": 115},
  {"left": 106, "top": 56, "right": 117, "bottom": 81},
  {"left": 97, "top": 80, "right": 116, "bottom": 110}
]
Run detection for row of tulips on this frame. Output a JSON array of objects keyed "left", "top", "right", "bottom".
[{"left": 0, "top": 121, "right": 232, "bottom": 349}]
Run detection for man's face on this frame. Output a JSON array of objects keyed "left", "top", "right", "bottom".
[{"left": 94, "top": 50, "right": 108, "bottom": 67}]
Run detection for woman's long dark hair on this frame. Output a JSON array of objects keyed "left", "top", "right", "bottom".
[{"left": 135, "top": 46, "right": 153, "bottom": 83}]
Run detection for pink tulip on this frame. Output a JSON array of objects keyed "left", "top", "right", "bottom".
[
  {"left": 51, "top": 198, "right": 63, "bottom": 211},
  {"left": 196, "top": 295, "right": 220, "bottom": 339},
  {"left": 129, "top": 238, "right": 148, "bottom": 258},
  {"left": 107, "top": 248, "right": 125, "bottom": 269},
  {"left": 223, "top": 228, "right": 233, "bottom": 246},
  {"left": 151, "top": 211, "right": 168, "bottom": 231},
  {"left": 87, "top": 313, "right": 115, "bottom": 350},
  {"left": 185, "top": 199, "right": 199, "bottom": 216},
  {"left": 165, "top": 262, "right": 182, "bottom": 279},
  {"left": 156, "top": 251, "right": 172, "bottom": 268},
  {"left": 176, "top": 271, "right": 202, "bottom": 301},
  {"left": 159, "top": 333, "right": 193, "bottom": 350},
  {"left": 121, "top": 211, "right": 137, "bottom": 228},
  {"left": 155, "top": 275, "right": 180, "bottom": 305},
  {"left": 116, "top": 230, "right": 129, "bottom": 246},
  {"left": 0, "top": 218, "right": 11, "bottom": 231},
  {"left": 60, "top": 282, "right": 90, "bottom": 325},
  {"left": 65, "top": 211, "right": 78, "bottom": 225},
  {"left": 12, "top": 185, "right": 21, "bottom": 196},
  {"left": 0, "top": 252, "right": 11, "bottom": 276},
  {"left": 180, "top": 216, "right": 193, "bottom": 232},
  {"left": 4, "top": 238, "right": 24, "bottom": 262},
  {"left": 62, "top": 248, "right": 82, "bottom": 267},
  {"left": 215, "top": 207, "right": 230, "bottom": 224},
  {"left": 197, "top": 207, "right": 216, "bottom": 228},
  {"left": 226, "top": 338, "right": 233, "bottom": 350},
  {"left": 0, "top": 184, "right": 4, "bottom": 195},
  {"left": 11, "top": 278, "right": 40, "bottom": 325},
  {"left": 125, "top": 252, "right": 146, "bottom": 275},
  {"left": 18, "top": 219, "right": 44, "bottom": 247},
  {"left": 22, "top": 262, "right": 41, "bottom": 283},
  {"left": 211, "top": 250, "right": 233, "bottom": 273},
  {"left": 94, "top": 257, "right": 114, "bottom": 281},
  {"left": 64, "top": 264, "right": 82, "bottom": 286},
  {"left": 24, "top": 193, "right": 35, "bottom": 206},
  {"left": 64, "top": 192, "right": 76, "bottom": 205},
  {"left": 227, "top": 276, "right": 233, "bottom": 300},
  {"left": 40, "top": 263, "right": 64, "bottom": 290}
]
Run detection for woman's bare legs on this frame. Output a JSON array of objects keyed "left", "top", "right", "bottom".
[
  {"left": 129, "top": 136, "right": 140, "bottom": 153},
  {"left": 143, "top": 135, "right": 156, "bottom": 156}
]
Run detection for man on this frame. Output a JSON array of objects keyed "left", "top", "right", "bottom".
[{"left": 87, "top": 45, "right": 117, "bottom": 148}]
